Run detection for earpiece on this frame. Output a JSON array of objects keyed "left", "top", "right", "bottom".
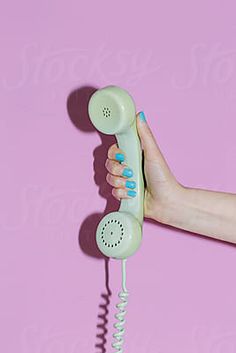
[{"left": 88, "top": 85, "right": 144, "bottom": 259}]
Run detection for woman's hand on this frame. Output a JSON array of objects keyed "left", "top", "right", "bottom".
[
  {"left": 105, "top": 111, "right": 236, "bottom": 243},
  {"left": 105, "top": 111, "right": 184, "bottom": 224}
]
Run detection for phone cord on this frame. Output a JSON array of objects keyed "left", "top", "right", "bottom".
[{"left": 112, "top": 258, "right": 129, "bottom": 353}]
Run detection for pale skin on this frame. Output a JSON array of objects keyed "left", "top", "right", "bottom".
[{"left": 105, "top": 112, "right": 236, "bottom": 244}]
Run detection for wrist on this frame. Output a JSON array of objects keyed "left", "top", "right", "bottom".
[{"left": 152, "top": 183, "right": 190, "bottom": 227}]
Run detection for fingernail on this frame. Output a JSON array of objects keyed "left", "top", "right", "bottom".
[
  {"left": 127, "top": 190, "right": 137, "bottom": 198},
  {"left": 122, "top": 168, "right": 133, "bottom": 178},
  {"left": 139, "top": 111, "right": 146, "bottom": 122},
  {"left": 115, "top": 153, "right": 125, "bottom": 162},
  {"left": 125, "top": 180, "right": 136, "bottom": 189}
]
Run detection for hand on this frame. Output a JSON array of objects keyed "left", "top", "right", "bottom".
[
  {"left": 105, "top": 111, "right": 236, "bottom": 242},
  {"left": 105, "top": 111, "right": 184, "bottom": 224}
]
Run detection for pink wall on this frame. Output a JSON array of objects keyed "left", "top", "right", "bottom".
[{"left": 1, "top": 1, "right": 236, "bottom": 352}]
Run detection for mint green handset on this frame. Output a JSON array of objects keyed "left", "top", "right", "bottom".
[{"left": 88, "top": 85, "right": 144, "bottom": 352}]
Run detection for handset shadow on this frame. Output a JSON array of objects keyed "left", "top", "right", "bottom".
[{"left": 67, "top": 85, "right": 119, "bottom": 353}]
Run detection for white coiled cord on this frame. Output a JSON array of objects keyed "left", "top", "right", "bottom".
[{"left": 112, "top": 259, "right": 129, "bottom": 353}]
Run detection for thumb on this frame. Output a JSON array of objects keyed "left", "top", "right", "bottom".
[
  {"left": 136, "top": 111, "right": 165, "bottom": 163},
  {"left": 136, "top": 111, "right": 175, "bottom": 184}
]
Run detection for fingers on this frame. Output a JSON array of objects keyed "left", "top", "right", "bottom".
[
  {"left": 112, "top": 187, "right": 136, "bottom": 201},
  {"left": 107, "top": 143, "right": 125, "bottom": 162},
  {"left": 105, "top": 144, "right": 136, "bottom": 201},
  {"left": 105, "top": 159, "right": 133, "bottom": 178},
  {"left": 106, "top": 173, "right": 136, "bottom": 190}
]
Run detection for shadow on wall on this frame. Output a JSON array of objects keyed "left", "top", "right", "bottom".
[
  {"left": 67, "top": 85, "right": 120, "bottom": 259},
  {"left": 67, "top": 85, "right": 116, "bottom": 353}
]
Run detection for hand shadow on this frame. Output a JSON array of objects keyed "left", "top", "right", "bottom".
[{"left": 66, "top": 85, "right": 118, "bottom": 353}]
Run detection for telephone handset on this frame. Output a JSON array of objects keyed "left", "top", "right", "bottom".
[
  {"left": 88, "top": 85, "right": 144, "bottom": 258},
  {"left": 88, "top": 85, "right": 144, "bottom": 351}
]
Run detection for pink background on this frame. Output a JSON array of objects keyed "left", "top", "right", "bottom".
[{"left": 1, "top": 1, "right": 236, "bottom": 352}]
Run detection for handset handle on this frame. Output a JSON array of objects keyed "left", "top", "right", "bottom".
[{"left": 116, "top": 121, "right": 144, "bottom": 225}]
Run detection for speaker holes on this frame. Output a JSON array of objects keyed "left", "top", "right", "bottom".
[
  {"left": 102, "top": 106, "right": 111, "bottom": 118},
  {"left": 100, "top": 218, "right": 124, "bottom": 247}
]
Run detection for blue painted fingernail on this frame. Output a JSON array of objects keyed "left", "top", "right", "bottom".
[
  {"left": 139, "top": 111, "right": 146, "bottom": 122},
  {"left": 127, "top": 190, "right": 137, "bottom": 198},
  {"left": 125, "top": 180, "right": 136, "bottom": 189},
  {"left": 115, "top": 153, "right": 125, "bottom": 162},
  {"left": 122, "top": 168, "right": 133, "bottom": 178}
]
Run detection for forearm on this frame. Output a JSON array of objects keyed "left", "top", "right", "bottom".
[{"left": 160, "top": 186, "right": 236, "bottom": 243}]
